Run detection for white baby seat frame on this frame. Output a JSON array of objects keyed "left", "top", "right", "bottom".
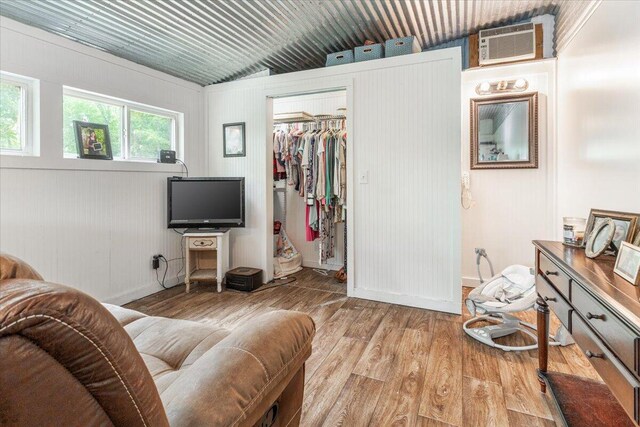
[{"left": 463, "top": 250, "right": 572, "bottom": 352}]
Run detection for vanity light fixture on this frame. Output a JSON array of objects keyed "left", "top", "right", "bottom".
[{"left": 475, "top": 78, "right": 529, "bottom": 95}]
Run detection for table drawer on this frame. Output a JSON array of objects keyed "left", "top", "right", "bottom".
[
  {"left": 539, "top": 252, "right": 571, "bottom": 298},
  {"left": 189, "top": 238, "right": 217, "bottom": 249},
  {"left": 573, "top": 283, "right": 640, "bottom": 376},
  {"left": 536, "top": 274, "right": 572, "bottom": 330},
  {"left": 572, "top": 313, "right": 640, "bottom": 423}
]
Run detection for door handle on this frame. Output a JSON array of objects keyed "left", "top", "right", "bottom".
[
  {"left": 543, "top": 296, "right": 556, "bottom": 302},
  {"left": 545, "top": 270, "right": 559, "bottom": 276}
]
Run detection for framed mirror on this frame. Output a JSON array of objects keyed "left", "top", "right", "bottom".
[{"left": 470, "top": 92, "right": 538, "bottom": 169}]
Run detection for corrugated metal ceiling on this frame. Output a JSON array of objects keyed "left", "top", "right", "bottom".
[{"left": 0, "top": 0, "right": 598, "bottom": 85}]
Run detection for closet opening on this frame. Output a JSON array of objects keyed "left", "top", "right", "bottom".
[{"left": 269, "top": 90, "right": 349, "bottom": 287}]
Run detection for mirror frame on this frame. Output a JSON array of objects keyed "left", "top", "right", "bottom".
[{"left": 470, "top": 92, "right": 538, "bottom": 170}]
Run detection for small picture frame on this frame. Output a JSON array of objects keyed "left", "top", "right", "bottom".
[
  {"left": 614, "top": 241, "right": 640, "bottom": 286},
  {"left": 585, "top": 218, "right": 616, "bottom": 259},
  {"left": 74, "top": 121, "right": 112, "bottom": 160},
  {"left": 584, "top": 209, "right": 637, "bottom": 252},
  {"left": 223, "top": 122, "right": 246, "bottom": 157}
]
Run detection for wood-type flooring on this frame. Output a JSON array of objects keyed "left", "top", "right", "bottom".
[{"left": 125, "top": 268, "right": 601, "bottom": 426}]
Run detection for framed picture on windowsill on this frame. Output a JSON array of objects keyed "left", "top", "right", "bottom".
[
  {"left": 74, "top": 121, "right": 113, "bottom": 160},
  {"left": 223, "top": 122, "right": 246, "bottom": 157}
]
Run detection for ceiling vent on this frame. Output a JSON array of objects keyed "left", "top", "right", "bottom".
[{"left": 479, "top": 23, "right": 536, "bottom": 66}]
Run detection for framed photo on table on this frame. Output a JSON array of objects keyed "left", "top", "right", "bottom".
[
  {"left": 614, "top": 242, "right": 640, "bottom": 286},
  {"left": 74, "top": 121, "right": 112, "bottom": 160},
  {"left": 584, "top": 209, "right": 638, "bottom": 252},
  {"left": 223, "top": 122, "right": 246, "bottom": 157}
]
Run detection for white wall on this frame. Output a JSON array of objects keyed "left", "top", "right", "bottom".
[
  {"left": 273, "top": 91, "right": 346, "bottom": 270},
  {"left": 461, "top": 60, "right": 556, "bottom": 285},
  {"left": 207, "top": 50, "right": 462, "bottom": 313},
  {"left": 0, "top": 18, "right": 205, "bottom": 304},
  {"left": 557, "top": 1, "right": 640, "bottom": 223}
]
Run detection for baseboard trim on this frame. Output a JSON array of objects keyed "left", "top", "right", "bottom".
[
  {"left": 462, "top": 276, "right": 481, "bottom": 288},
  {"left": 103, "top": 274, "right": 185, "bottom": 305},
  {"left": 350, "top": 288, "right": 461, "bottom": 315},
  {"left": 302, "top": 260, "right": 342, "bottom": 271}
]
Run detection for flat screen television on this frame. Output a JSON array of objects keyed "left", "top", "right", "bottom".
[{"left": 167, "top": 177, "right": 245, "bottom": 229}]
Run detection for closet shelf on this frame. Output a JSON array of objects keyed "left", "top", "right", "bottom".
[
  {"left": 274, "top": 111, "right": 315, "bottom": 123},
  {"left": 274, "top": 112, "right": 346, "bottom": 125}
]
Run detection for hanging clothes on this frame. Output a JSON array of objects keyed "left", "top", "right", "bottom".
[
  {"left": 274, "top": 118, "right": 347, "bottom": 265},
  {"left": 273, "top": 130, "right": 287, "bottom": 181}
]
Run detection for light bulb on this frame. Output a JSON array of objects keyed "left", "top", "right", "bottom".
[
  {"left": 514, "top": 78, "right": 527, "bottom": 89},
  {"left": 479, "top": 82, "right": 491, "bottom": 92}
]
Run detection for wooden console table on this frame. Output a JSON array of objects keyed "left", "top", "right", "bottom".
[
  {"left": 534, "top": 240, "right": 640, "bottom": 426},
  {"left": 184, "top": 230, "right": 230, "bottom": 293}
]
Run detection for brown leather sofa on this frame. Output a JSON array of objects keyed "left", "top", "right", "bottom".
[{"left": 0, "top": 254, "right": 315, "bottom": 426}]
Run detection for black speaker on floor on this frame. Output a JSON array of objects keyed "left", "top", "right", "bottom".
[{"left": 226, "top": 267, "right": 263, "bottom": 292}]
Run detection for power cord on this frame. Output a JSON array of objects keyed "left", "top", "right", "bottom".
[
  {"left": 155, "top": 229, "right": 188, "bottom": 290},
  {"left": 172, "top": 228, "right": 186, "bottom": 284},
  {"left": 176, "top": 159, "right": 189, "bottom": 177},
  {"left": 155, "top": 255, "right": 169, "bottom": 289}
]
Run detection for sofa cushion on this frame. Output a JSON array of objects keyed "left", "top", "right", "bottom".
[
  {"left": 105, "top": 304, "right": 315, "bottom": 427},
  {"left": 104, "top": 304, "right": 231, "bottom": 392},
  {"left": 0, "top": 253, "right": 43, "bottom": 281}
]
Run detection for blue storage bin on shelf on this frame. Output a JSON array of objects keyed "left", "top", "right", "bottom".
[
  {"left": 385, "top": 36, "right": 422, "bottom": 57},
  {"left": 354, "top": 43, "right": 384, "bottom": 62},
  {"left": 326, "top": 50, "right": 354, "bottom": 67}
]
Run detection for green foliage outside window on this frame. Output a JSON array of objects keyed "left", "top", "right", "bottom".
[
  {"left": 0, "top": 81, "right": 22, "bottom": 150},
  {"left": 63, "top": 95, "right": 174, "bottom": 160},
  {"left": 63, "top": 96, "right": 122, "bottom": 157},
  {"left": 129, "top": 110, "right": 172, "bottom": 159}
]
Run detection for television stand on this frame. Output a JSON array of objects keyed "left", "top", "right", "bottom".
[{"left": 183, "top": 229, "right": 230, "bottom": 293}]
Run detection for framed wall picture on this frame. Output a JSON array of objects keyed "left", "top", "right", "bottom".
[
  {"left": 74, "top": 121, "right": 112, "bottom": 160},
  {"left": 223, "top": 122, "right": 246, "bottom": 157},
  {"left": 584, "top": 209, "right": 637, "bottom": 252},
  {"left": 614, "top": 242, "right": 640, "bottom": 286}
]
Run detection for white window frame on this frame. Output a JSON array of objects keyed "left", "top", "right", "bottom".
[
  {"left": 0, "top": 71, "right": 38, "bottom": 156},
  {"left": 63, "top": 87, "right": 182, "bottom": 162}
]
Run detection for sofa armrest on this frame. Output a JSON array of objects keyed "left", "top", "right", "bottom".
[{"left": 160, "top": 310, "right": 315, "bottom": 427}]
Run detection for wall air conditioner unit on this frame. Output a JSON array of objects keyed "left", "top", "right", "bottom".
[{"left": 479, "top": 23, "right": 536, "bottom": 66}]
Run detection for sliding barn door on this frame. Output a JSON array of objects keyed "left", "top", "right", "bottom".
[{"left": 351, "top": 52, "right": 461, "bottom": 313}]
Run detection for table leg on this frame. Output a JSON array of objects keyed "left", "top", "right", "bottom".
[
  {"left": 536, "top": 294, "right": 549, "bottom": 393},
  {"left": 185, "top": 240, "right": 191, "bottom": 293},
  {"left": 216, "top": 237, "right": 223, "bottom": 293},
  {"left": 223, "top": 233, "right": 229, "bottom": 280}
]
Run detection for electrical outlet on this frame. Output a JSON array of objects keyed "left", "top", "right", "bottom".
[{"left": 152, "top": 255, "right": 160, "bottom": 270}]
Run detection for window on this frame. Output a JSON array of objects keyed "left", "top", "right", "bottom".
[
  {"left": 0, "top": 72, "right": 36, "bottom": 155},
  {"left": 63, "top": 88, "right": 180, "bottom": 161}
]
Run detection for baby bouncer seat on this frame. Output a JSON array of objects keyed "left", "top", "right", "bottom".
[
  {"left": 464, "top": 265, "right": 540, "bottom": 351},
  {"left": 464, "top": 260, "right": 571, "bottom": 352}
]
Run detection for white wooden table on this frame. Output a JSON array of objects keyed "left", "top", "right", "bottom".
[{"left": 184, "top": 230, "right": 230, "bottom": 293}]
